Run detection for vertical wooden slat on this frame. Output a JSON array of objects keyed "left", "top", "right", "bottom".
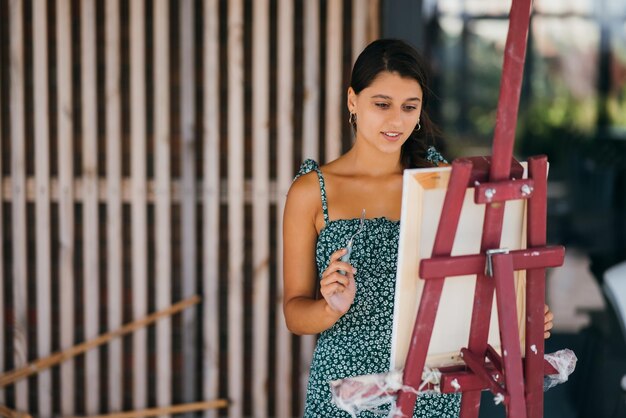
[
  {"left": 130, "top": 0, "right": 148, "bottom": 409},
  {"left": 367, "top": 0, "right": 381, "bottom": 44},
  {"left": 227, "top": 1, "right": 244, "bottom": 417},
  {"left": 276, "top": 0, "right": 294, "bottom": 416},
  {"left": 300, "top": 0, "right": 319, "bottom": 408},
  {"left": 57, "top": 0, "right": 75, "bottom": 413},
  {"left": 202, "top": 1, "right": 220, "bottom": 417},
  {"left": 81, "top": 0, "right": 100, "bottom": 413},
  {"left": 252, "top": 0, "right": 269, "bottom": 416},
  {"left": 33, "top": 0, "right": 52, "bottom": 413},
  {"left": 325, "top": 0, "right": 343, "bottom": 162},
  {"left": 105, "top": 0, "right": 123, "bottom": 411},
  {"left": 0, "top": 27, "right": 4, "bottom": 406},
  {"left": 352, "top": 0, "right": 368, "bottom": 64},
  {"left": 302, "top": 0, "right": 320, "bottom": 161},
  {"left": 154, "top": 0, "right": 172, "bottom": 414},
  {"left": 179, "top": 0, "right": 197, "bottom": 407},
  {"left": 10, "top": 0, "right": 28, "bottom": 410}
]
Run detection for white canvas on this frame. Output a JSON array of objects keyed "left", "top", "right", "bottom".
[{"left": 390, "top": 165, "right": 528, "bottom": 370}]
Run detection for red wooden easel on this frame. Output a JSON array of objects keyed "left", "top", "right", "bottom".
[{"left": 394, "top": 0, "right": 566, "bottom": 417}]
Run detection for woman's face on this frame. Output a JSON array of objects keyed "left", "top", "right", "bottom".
[{"left": 348, "top": 71, "right": 423, "bottom": 155}]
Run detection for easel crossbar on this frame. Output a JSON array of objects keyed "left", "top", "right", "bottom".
[{"left": 419, "top": 247, "right": 564, "bottom": 280}]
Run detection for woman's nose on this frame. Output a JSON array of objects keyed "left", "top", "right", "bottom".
[{"left": 386, "top": 108, "right": 403, "bottom": 128}]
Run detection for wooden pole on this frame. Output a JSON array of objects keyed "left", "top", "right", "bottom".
[
  {"left": 10, "top": 0, "right": 28, "bottom": 409},
  {"left": 252, "top": 0, "right": 270, "bottom": 416},
  {"left": 0, "top": 296, "right": 201, "bottom": 389},
  {"left": 0, "top": 405, "right": 32, "bottom": 418},
  {"left": 227, "top": 1, "right": 245, "bottom": 417},
  {"left": 300, "top": 0, "right": 320, "bottom": 409},
  {"left": 367, "top": 0, "right": 381, "bottom": 43},
  {"left": 154, "top": 0, "right": 172, "bottom": 414},
  {"left": 202, "top": 1, "right": 220, "bottom": 417},
  {"left": 302, "top": 0, "right": 320, "bottom": 161},
  {"left": 80, "top": 401, "right": 228, "bottom": 418},
  {"left": 277, "top": 0, "right": 294, "bottom": 415},
  {"left": 105, "top": 0, "right": 123, "bottom": 411},
  {"left": 352, "top": 0, "right": 368, "bottom": 64},
  {"left": 56, "top": 0, "right": 75, "bottom": 412},
  {"left": 81, "top": 0, "right": 100, "bottom": 412},
  {"left": 180, "top": 0, "right": 198, "bottom": 407},
  {"left": 0, "top": 14, "right": 4, "bottom": 404},
  {"left": 324, "top": 0, "right": 343, "bottom": 162},
  {"left": 33, "top": 0, "right": 52, "bottom": 413},
  {"left": 130, "top": 0, "right": 148, "bottom": 409}
]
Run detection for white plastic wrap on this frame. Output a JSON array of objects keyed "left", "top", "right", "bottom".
[
  {"left": 330, "top": 368, "right": 442, "bottom": 418},
  {"left": 543, "top": 348, "right": 578, "bottom": 391},
  {"left": 330, "top": 350, "right": 577, "bottom": 416}
]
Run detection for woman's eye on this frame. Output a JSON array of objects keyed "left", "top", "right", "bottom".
[
  {"left": 375, "top": 102, "right": 389, "bottom": 109},
  {"left": 403, "top": 105, "right": 417, "bottom": 111}
]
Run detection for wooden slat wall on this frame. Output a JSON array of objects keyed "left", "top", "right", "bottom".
[{"left": 0, "top": 2, "right": 379, "bottom": 416}]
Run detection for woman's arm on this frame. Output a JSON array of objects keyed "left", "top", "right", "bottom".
[{"left": 282, "top": 174, "right": 354, "bottom": 335}]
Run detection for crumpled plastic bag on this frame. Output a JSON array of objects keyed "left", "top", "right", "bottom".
[{"left": 543, "top": 348, "right": 578, "bottom": 391}]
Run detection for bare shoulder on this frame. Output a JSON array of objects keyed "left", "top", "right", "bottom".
[{"left": 285, "top": 171, "right": 321, "bottom": 224}]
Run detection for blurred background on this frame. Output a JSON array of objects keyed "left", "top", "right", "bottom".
[{"left": 1, "top": 0, "right": 625, "bottom": 417}]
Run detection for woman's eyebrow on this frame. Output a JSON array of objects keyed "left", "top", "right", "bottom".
[{"left": 370, "top": 94, "right": 421, "bottom": 102}]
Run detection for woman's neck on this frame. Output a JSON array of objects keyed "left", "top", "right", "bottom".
[{"left": 344, "top": 138, "right": 403, "bottom": 176}]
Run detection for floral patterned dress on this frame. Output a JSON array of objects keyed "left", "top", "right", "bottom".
[{"left": 295, "top": 151, "right": 461, "bottom": 418}]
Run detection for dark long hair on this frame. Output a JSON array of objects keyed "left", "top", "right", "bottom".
[{"left": 349, "top": 39, "right": 441, "bottom": 168}]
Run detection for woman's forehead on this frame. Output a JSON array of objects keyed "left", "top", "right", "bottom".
[{"left": 364, "top": 71, "right": 423, "bottom": 98}]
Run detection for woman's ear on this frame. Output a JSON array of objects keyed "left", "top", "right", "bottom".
[{"left": 347, "top": 87, "right": 357, "bottom": 113}]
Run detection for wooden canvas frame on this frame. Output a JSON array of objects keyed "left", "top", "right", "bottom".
[{"left": 390, "top": 165, "right": 528, "bottom": 370}]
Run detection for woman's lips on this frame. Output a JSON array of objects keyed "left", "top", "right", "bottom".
[{"left": 382, "top": 131, "right": 402, "bottom": 142}]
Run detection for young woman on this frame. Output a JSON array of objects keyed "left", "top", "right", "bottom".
[{"left": 283, "top": 39, "right": 554, "bottom": 417}]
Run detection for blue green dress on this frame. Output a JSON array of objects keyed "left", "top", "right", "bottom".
[{"left": 295, "top": 151, "right": 461, "bottom": 417}]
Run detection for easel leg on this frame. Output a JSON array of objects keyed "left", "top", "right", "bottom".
[
  {"left": 396, "top": 160, "right": 473, "bottom": 417},
  {"left": 525, "top": 156, "right": 549, "bottom": 418},
  {"left": 459, "top": 391, "right": 482, "bottom": 418},
  {"left": 493, "top": 253, "right": 527, "bottom": 418}
]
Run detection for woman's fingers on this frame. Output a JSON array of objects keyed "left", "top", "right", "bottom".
[
  {"left": 330, "top": 248, "right": 348, "bottom": 263},
  {"left": 544, "top": 304, "right": 554, "bottom": 339},
  {"left": 322, "top": 259, "right": 355, "bottom": 280},
  {"left": 320, "top": 271, "right": 351, "bottom": 288},
  {"left": 321, "top": 248, "right": 357, "bottom": 315},
  {"left": 544, "top": 304, "right": 554, "bottom": 324},
  {"left": 321, "top": 283, "right": 348, "bottom": 297}
]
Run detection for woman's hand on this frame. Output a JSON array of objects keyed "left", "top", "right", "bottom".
[
  {"left": 544, "top": 304, "right": 554, "bottom": 339},
  {"left": 320, "top": 248, "right": 356, "bottom": 316}
]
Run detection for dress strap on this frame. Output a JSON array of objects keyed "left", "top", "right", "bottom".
[
  {"left": 426, "top": 145, "right": 448, "bottom": 166},
  {"left": 294, "top": 159, "right": 330, "bottom": 225}
]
